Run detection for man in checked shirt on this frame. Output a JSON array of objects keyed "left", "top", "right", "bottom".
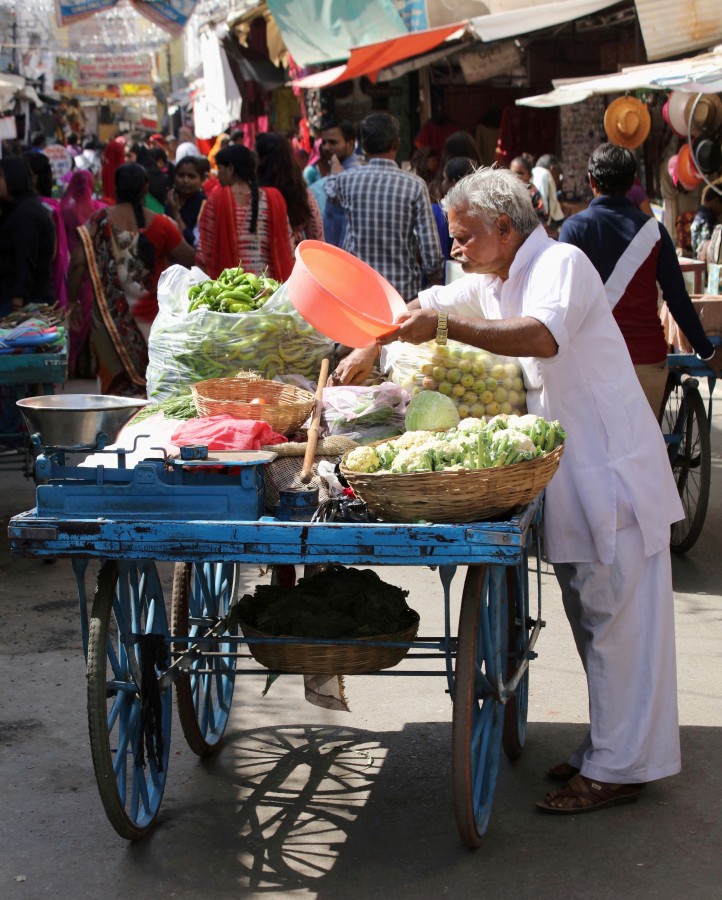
[{"left": 324, "top": 112, "right": 443, "bottom": 302}]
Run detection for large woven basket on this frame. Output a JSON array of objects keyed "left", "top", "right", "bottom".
[
  {"left": 191, "top": 378, "right": 315, "bottom": 436},
  {"left": 340, "top": 443, "right": 564, "bottom": 524},
  {"left": 240, "top": 611, "right": 420, "bottom": 674}
]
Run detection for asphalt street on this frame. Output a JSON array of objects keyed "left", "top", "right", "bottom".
[{"left": 1, "top": 378, "right": 721, "bottom": 899}]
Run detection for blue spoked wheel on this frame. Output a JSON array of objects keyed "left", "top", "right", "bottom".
[
  {"left": 171, "top": 562, "right": 239, "bottom": 757},
  {"left": 452, "top": 564, "right": 508, "bottom": 848},
  {"left": 502, "top": 561, "right": 529, "bottom": 760},
  {"left": 86, "top": 560, "right": 172, "bottom": 840}
]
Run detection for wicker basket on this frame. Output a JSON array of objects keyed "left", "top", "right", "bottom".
[
  {"left": 240, "top": 611, "right": 420, "bottom": 674},
  {"left": 191, "top": 378, "right": 315, "bottom": 436},
  {"left": 340, "top": 443, "right": 564, "bottom": 524}
]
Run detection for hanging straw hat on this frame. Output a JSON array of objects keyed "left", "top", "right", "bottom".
[
  {"left": 666, "top": 91, "right": 690, "bottom": 137},
  {"left": 677, "top": 142, "right": 704, "bottom": 191},
  {"left": 684, "top": 93, "right": 722, "bottom": 136},
  {"left": 604, "top": 96, "right": 651, "bottom": 150}
]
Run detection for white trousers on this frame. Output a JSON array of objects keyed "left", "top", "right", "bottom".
[{"left": 553, "top": 521, "right": 681, "bottom": 784}]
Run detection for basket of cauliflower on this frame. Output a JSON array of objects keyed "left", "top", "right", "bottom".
[{"left": 340, "top": 409, "right": 565, "bottom": 524}]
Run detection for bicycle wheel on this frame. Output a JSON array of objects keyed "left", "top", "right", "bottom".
[
  {"left": 662, "top": 379, "right": 711, "bottom": 553},
  {"left": 171, "top": 562, "right": 239, "bottom": 757},
  {"left": 87, "top": 560, "right": 172, "bottom": 840},
  {"left": 452, "top": 565, "right": 507, "bottom": 848},
  {"left": 502, "top": 562, "right": 529, "bottom": 760}
]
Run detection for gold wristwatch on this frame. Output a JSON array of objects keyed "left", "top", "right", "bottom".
[{"left": 436, "top": 312, "right": 448, "bottom": 345}]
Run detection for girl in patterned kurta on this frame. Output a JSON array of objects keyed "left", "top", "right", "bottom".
[{"left": 197, "top": 143, "right": 294, "bottom": 281}]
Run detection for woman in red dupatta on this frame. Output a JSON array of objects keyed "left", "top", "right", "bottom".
[{"left": 197, "top": 143, "right": 294, "bottom": 281}]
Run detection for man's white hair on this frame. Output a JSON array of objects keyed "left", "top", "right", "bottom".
[{"left": 442, "top": 166, "right": 540, "bottom": 237}]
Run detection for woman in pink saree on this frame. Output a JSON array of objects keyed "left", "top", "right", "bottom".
[{"left": 61, "top": 170, "right": 104, "bottom": 376}]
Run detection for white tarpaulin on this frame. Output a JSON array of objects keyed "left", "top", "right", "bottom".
[
  {"left": 193, "top": 29, "right": 242, "bottom": 139},
  {"left": 469, "top": 0, "right": 620, "bottom": 43},
  {"left": 517, "top": 46, "right": 722, "bottom": 106}
]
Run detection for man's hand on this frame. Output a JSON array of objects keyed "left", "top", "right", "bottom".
[
  {"left": 377, "top": 308, "right": 438, "bottom": 346},
  {"left": 329, "top": 347, "right": 378, "bottom": 385},
  {"left": 329, "top": 153, "right": 344, "bottom": 175}
]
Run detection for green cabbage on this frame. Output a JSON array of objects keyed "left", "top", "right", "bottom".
[{"left": 404, "top": 390, "right": 461, "bottom": 432}]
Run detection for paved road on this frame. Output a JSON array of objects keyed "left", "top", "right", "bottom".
[{"left": 1, "top": 381, "right": 721, "bottom": 899}]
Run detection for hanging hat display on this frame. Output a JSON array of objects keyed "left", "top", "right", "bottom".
[
  {"left": 603, "top": 96, "right": 651, "bottom": 150},
  {"left": 692, "top": 134, "right": 722, "bottom": 174},
  {"left": 667, "top": 154, "right": 680, "bottom": 188},
  {"left": 666, "top": 90, "right": 691, "bottom": 137},
  {"left": 676, "top": 142, "right": 704, "bottom": 190},
  {"left": 684, "top": 93, "right": 722, "bottom": 136}
]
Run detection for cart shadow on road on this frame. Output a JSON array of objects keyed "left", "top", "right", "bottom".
[{"left": 112, "top": 719, "right": 722, "bottom": 898}]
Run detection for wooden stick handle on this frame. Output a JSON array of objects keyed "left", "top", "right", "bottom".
[{"left": 300, "top": 357, "right": 330, "bottom": 484}]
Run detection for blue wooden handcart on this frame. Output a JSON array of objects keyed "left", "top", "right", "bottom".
[{"left": 8, "top": 397, "right": 546, "bottom": 849}]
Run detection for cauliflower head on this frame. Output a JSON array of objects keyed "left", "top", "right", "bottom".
[{"left": 344, "top": 446, "right": 381, "bottom": 473}]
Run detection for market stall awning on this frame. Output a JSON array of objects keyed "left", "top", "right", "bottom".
[
  {"left": 265, "top": 0, "right": 408, "bottom": 67},
  {"left": 634, "top": 0, "right": 722, "bottom": 62},
  {"left": 468, "top": 0, "right": 621, "bottom": 43},
  {"left": 292, "top": 21, "right": 467, "bottom": 89},
  {"left": 516, "top": 45, "right": 722, "bottom": 106}
]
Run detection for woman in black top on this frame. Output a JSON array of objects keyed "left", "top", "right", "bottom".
[
  {"left": 165, "top": 156, "right": 206, "bottom": 248},
  {"left": 0, "top": 155, "right": 55, "bottom": 316}
]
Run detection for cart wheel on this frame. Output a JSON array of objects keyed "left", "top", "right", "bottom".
[
  {"left": 171, "top": 562, "right": 239, "bottom": 757},
  {"left": 86, "top": 560, "right": 172, "bottom": 840},
  {"left": 662, "top": 378, "right": 711, "bottom": 553},
  {"left": 502, "top": 562, "right": 529, "bottom": 760},
  {"left": 452, "top": 564, "right": 507, "bottom": 848}
]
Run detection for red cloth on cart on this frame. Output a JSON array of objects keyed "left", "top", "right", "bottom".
[{"left": 170, "top": 415, "right": 287, "bottom": 450}]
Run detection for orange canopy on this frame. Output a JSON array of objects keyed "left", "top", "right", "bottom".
[{"left": 292, "top": 21, "right": 468, "bottom": 89}]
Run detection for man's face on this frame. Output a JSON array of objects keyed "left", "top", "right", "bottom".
[
  {"left": 448, "top": 205, "right": 515, "bottom": 280},
  {"left": 510, "top": 161, "right": 530, "bottom": 184},
  {"left": 321, "top": 128, "right": 353, "bottom": 163}
]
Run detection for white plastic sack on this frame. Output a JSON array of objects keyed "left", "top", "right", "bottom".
[
  {"left": 146, "top": 266, "right": 334, "bottom": 402},
  {"left": 322, "top": 382, "right": 408, "bottom": 444}
]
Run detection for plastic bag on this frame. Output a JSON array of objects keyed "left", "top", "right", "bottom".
[
  {"left": 386, "top": 339, "right": 527, "bottom": 420},
  {"left": 322, "top": 383, "right": 408, "bottom": 444},
  {"left": 146, "top": 267, "right": 334, "bottom": 401}
]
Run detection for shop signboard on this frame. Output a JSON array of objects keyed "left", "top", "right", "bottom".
[
  {"left": 457, "top": 41, "right": 523, "bottom": 84},
  {"left": 393, "top": 0, "right": 428, "bottom": 31},
  {"left": 56, "top": 0, "right": 118, "bottom": 26},
  {"left": 129, "top": 0, "right": 198, "bottom": 35},
  {"left": 78, "top": 55, "right": 153, "bottom": 86}
]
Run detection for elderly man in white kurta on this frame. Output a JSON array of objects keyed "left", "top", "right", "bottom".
[{"left": 332, "top": 168, "right": 722, "bottom": 813}]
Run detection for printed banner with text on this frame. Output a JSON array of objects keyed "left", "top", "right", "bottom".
[{"left": 78, "top": 54, "right": 153, "bottom": 85}]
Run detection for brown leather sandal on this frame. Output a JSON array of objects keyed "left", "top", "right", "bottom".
[{"left": 536, "top": 773, "right": 641, "bottom": 814}]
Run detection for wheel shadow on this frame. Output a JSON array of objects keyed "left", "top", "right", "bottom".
[{"left": 121, "top": 720, "right": 722, "bottom": 898}]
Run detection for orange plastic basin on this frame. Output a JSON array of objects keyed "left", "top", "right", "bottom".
[{"left": 288, "top": 240, "right": 408, "bottom": 348}]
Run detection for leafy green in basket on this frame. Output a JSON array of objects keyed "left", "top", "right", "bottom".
[{"left": 237, "top": 566, "right": 416, "bottom": 638}]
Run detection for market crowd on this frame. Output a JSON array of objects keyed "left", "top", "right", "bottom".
[
  {"left": 0, "top": 116, "right": 577, "bottom": 404},
  {"left": 3, "top": 101, "right": 722, "bottom": 821}
]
